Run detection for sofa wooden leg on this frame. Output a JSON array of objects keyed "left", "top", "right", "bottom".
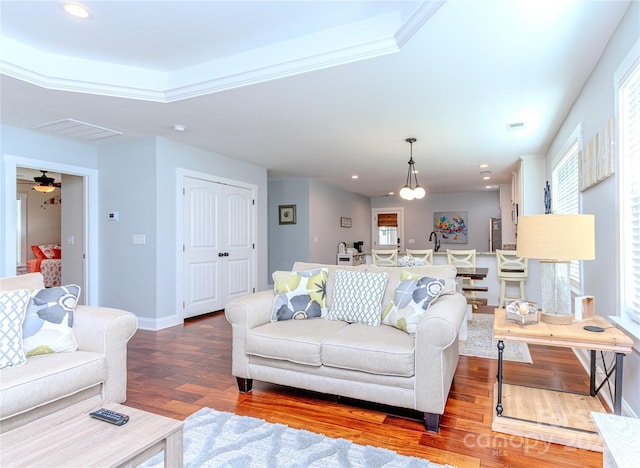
[
  {"left": 236, "top": 377, "right": 253, "bottom": 393},
  {"left": 423, "top": 412, "right": 440, "bottom": 432}
]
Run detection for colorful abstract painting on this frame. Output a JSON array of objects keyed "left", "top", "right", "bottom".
[{"left": 434, "top": 211, "right": 468, "bottom": 244}]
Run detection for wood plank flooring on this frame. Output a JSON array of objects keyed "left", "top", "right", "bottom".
[{"left": 125, "top": 307, "right": 603, "bottom": 467}]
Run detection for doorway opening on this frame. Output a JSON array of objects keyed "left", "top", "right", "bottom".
[
  {"left": 371, "top": 208, "right": 404, "bottom": 252},
  {"left": 3, "top": 156, "right": 98, "bottom": 304}
]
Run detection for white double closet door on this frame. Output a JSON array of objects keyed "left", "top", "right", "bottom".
[{"left": 182, "top": 176, "right": 255, "bottom": 319}]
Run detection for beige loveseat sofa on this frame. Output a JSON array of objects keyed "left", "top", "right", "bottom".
[
  {"left": 225, "top": 261, "right": 467, "bottom": 432},
  {"left": 0, "top": 273, "right": 138, "bottom": 432}
]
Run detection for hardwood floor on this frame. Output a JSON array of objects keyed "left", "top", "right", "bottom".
[{"left": 126, "top": 307, "right": 603, "bottom": 467}]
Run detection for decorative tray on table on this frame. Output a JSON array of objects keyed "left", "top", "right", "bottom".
[{"left": 505, "top": 301, "right": 539, "bottom": 325}]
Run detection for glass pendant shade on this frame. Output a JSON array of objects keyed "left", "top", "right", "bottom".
[
  {"left": 400, "top": 186, "right": 414, "bottom": 200},
  {"left": 399, "top": 138, "right": 426, "bottom": 200},
  {"left": 33, "top": 185, "right": 56, "bottom": 193}
]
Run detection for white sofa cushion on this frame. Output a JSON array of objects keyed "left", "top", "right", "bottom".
[
  {"left": 322, "top": 323, "right": 415, "bottom": 377},
  {"left": 0, "top": 351, "right": 106, "bottom": 420},
  {"left": 246, "top": 318, "right": 348, "bottom": 366}
]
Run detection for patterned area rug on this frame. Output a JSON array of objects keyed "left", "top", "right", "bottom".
[
  {"left": 459, "top": 313, "right": 533, "bottom": 363},
  {"left": 141, "top": 408, "right": 453, "bottom": 467}
]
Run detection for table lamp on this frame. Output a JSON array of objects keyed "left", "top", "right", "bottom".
[{"left": 516, "top": 214, "right": 595, "bottom": 324}]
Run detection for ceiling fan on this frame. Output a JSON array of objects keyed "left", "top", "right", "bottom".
[{"left": 32, "top": 170, "right": 61, "bottom": 193}]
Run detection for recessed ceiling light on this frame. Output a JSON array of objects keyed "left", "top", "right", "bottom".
[
  {"left": 351, "top": 175, "right": 358, "bottom": 179},
  {"left": 172, "top": 124, "right": 186, "bottom": 132},
  {"left": 506, "top": 121, "right": 526, "bottom": 132},
  {"left": 481, "top": 170, "right": 491, "bottom": 180},
  {"left": 61, "top": 2, "right": 92, "bottom": 19},
  {"left": 485, "top": 185, "right": 493, "bottom": 189},
  {"left": 479, "top": 163, "right": 489, "bottom": 169},
  {"left": 388, "top": 192, "right": 394, "bottom": 195}
]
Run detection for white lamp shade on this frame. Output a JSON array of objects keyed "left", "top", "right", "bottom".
[{"left": 516, "top": 214, "right": 595, "bottom": 261}]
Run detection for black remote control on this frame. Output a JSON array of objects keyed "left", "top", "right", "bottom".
[{"left": 89, "top": 408, "right": 129, "bottom": 425}]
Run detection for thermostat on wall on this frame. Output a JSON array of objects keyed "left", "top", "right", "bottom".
[{"left": 108, "top": 211, "right": 119, "bottom": 221}]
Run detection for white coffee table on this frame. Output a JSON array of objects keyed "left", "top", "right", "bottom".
[{"left": 0, "top": 397, "right": 183, "bottom": 467}]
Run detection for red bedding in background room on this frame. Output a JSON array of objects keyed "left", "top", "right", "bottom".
[{"left": 28, "top": 244, "right": 62, "bottom": 287}]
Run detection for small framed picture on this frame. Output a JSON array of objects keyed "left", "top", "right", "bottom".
[
  {"left": 340, "top": 217, "right": 352, "bottom": 228},
  {"left": 279, "top": 205, "right": 296, "bottom": 225}
]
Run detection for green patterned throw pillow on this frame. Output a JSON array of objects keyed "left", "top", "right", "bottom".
[
  {"left": 382, "top": 271, "right": 445, "bottom": 335},
  {"left": 22, "top": 284, "right": 80, "bottom": 356},
  {"left": 328, "top": 270, "right": 389, "bottom": 326},
  {"left": 271, "top": 268, "right": 328, "bottom": 321},
  {"left": 0, "top": 289, "right": 31, "bottom": 368}
]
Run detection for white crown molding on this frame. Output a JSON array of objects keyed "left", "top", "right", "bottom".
[
  {"left": 395, "top": 0, "right": 446, "bottom": 47},
  {"left": 0, "top": 2, "right": 444, "bottom": 103}
]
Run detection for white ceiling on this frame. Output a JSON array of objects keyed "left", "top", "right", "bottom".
[{"left": 0, "top": 0, "right": 631, "bottom": 197}]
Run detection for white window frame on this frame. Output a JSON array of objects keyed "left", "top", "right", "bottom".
[
  {"left": 617, "top": 40, "right": 640, "bottom": 327},
  {"left": 551, "top": 123, "right": 583, "bottom": 294}
]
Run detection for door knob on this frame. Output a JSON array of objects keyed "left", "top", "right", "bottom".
[
  {"left": 224, "top": 252, "right": 229, "bottom": 256},
  {"left": 218, "top": 252, "right": 224, "bottom": 257}
]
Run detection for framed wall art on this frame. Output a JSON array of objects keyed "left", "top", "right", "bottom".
[
  {"left": 340, "top": 217, "right": 352, "bottom": 228},
  {"left": 434, "top": 211, "right": 468, "bottom": 244},
  {"left": 278, "top": 205, "right": 296, "bottom": 225}
]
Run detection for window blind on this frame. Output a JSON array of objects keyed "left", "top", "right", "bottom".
[
  {"left": 377, "top": 213, "right": 398, "bottom": 227},
  {"left": 552, "top": 140, "right": 581, "bottom": 291},
  {"left": 620, "top": 60, "right": 640, "bottom": 324}
]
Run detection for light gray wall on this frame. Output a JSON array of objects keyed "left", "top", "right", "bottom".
[
  {"left": 155, "top": 137, "right": 269, "bottom": 313},
  {"left": 309, "top": 179, "right": 370, "bottom": 264},
  {"left": 1, "top": 127, "right": 269, "bottom": 326},
  {"left": 98, "top": 138, "right": 157, "bottom": 319},
  {"left": 23, "top": 189, "right": 61, "bottom": 255},
  {"left": 371, "top": 191, "right": 501, "bottom": 252},
  {"left": 268, "top": 178, "right": 311, "bottom": 275},
  {"left": 267, "top": 178, "right": 372, "bottom": 275},
  {"left": 61, "top": 174, "right": 85, "bottom": 294},
  {"left": 545, "top": 1, "right": 639, "bottom": 417},
  {"left": 1, "top": 125, "right": 98, "bottom": 278},
  {"left": 97, "top": 137, "right": 269, "bottom": 323}
]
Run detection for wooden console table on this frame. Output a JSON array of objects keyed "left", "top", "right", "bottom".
[{"left": 491, "top": 309, "right": 633, "bottom": 451}]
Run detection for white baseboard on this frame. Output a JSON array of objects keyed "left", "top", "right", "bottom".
[{"left": 136, "top": 313, "right": 183, "bottom": 331}]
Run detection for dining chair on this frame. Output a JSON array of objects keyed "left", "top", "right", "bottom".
[
  {"left": 496, "top": 249, "right": 528, "bottom": 308},
  {"left": 405, "top": 249, "right": 433, "bottom": 265},
  {"left": 371, "top": 249, "right": 398, "bottom": 267}
]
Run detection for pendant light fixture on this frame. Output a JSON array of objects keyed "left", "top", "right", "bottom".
[
  {"left": 33, "top": 170, "right": 57, "bottom": 193},
  {"left": 399, "top": 138, "right": 426, "bottom": 200}
]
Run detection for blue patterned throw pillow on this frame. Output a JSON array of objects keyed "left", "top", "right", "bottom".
[
  {"left": 0, "top": 289, "right": 31, "bottom": 368},
  {"left": 328, "top": 270, "right": 389, "bottom": 326}
]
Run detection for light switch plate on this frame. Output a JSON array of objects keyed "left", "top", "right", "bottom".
[{"left": 132, "top": 234, "right": 146, "bottom": 245}]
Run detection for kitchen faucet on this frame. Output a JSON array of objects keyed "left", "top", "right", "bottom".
[{"left": 429, "top": 231, "right": 441, "bottom": 252}]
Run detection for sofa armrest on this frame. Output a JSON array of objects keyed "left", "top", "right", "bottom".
[
  {"left": 413, "top": 292, "right": 467, "bottom": 412},
  {"left": 73, "top": 305, "right": 138, "bottom": 403},
  {"left": 225, "top": 290, "right": 274, "bottom": 379}
]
